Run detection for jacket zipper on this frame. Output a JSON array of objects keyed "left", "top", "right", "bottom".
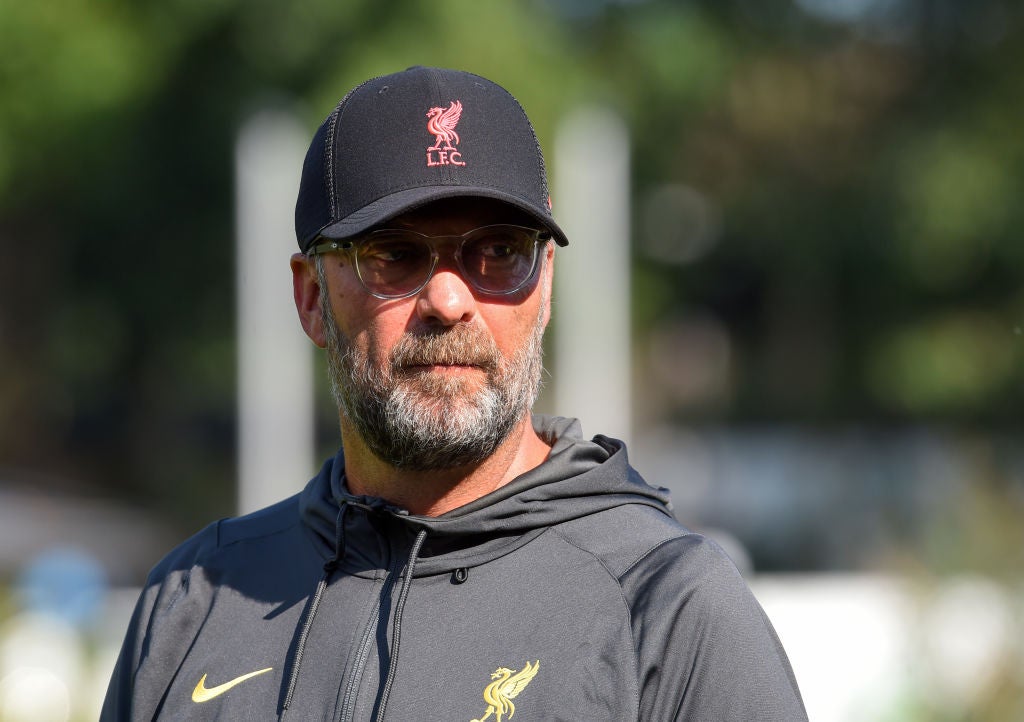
[{"left": 337, "top": 559, "right": 401, "bottom": 722}]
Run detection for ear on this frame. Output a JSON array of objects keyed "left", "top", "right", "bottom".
[
  {"left": 290, "top": 253, "right": 327, "bottom": 348},
  {"left": 540, "top": 242, "right": 555, "bottom": 327}
]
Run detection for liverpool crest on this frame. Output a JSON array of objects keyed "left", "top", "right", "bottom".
[
  {"left": 470, "top": 660, "right": 539, "bottom": 722},
  {"left": 426, "top": 100, "right": 466, "bottom": 167}
]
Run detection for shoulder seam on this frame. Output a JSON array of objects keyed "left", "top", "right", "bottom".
[
  {"left": 218, "top": 517, "right": 303, "bottom": 551},
  {"left": 549, "top": 526, "right": 620, "bottom": 585},
  {"left": 548, "top": 527, "right": 642, "bottom": 718},
  {"left": 618, "top": 532, "right": 694, "bottom": 579}
]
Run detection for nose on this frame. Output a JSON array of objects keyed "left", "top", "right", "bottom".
[{"left": 415, "top": 267, "right": 477, "bottom": 326}]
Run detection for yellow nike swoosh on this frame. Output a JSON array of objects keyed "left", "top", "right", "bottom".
[{"left": 192, "top": 667, "right": 273, "bottom": 703}]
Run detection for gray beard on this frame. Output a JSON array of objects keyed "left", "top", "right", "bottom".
[{"left": 317, "top": 263, "right": 546, "bottom": 471}]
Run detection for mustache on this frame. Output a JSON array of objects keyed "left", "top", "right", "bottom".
[{"left": 389, "top": 325, "right": 500, "bottom": 371}]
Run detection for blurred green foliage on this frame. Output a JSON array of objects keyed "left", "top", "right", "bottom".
[{"left": 0, "top": 0, "right": 1021, "bottom": 532}]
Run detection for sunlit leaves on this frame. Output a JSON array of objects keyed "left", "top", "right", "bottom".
[
  {"left": 867, "top": 312, "right": 1020, "bottom": 415},
  {"left": 893, "top": 133, "right": 1014, "bottom": 290}
]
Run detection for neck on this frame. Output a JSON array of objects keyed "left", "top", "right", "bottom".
[{"left": 338, "top": 414, "right": 551, "bottom": 516}]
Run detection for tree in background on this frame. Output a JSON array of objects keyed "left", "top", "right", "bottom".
[{"left": 0, "top": 0, "right": 1021, "bottom": 552}]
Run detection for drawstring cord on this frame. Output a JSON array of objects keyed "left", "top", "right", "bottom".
[
  {"left": 282, "top": 502, "right": 348, "bottom": 712},
  {"left": 282, "top": 498, "right": 427, "bottom": 720},
  {"left": 374, "top": 527, "right": 427, "bottom": 722}
]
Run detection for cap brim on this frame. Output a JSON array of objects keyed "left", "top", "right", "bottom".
[{"left": 315, "top": 186, "right": 569, "bottom": 247}]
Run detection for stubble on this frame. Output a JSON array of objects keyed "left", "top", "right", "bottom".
[{"left": 317, "top": 260, "right": 546, "bottom": 471}]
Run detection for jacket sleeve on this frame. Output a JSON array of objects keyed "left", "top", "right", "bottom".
[
  {"left": 100, "top": 523, "right": 219, "bottom": 721},
  {"left": 621, "top": 534, "right": 807, "bottom": 721},
  {"left": 100, "top": 578, "right": 158, "bottom": 721}
]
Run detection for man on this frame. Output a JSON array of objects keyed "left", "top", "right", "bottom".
[{"left": 103, "top": 66, "right": 807, "bottom": 721}]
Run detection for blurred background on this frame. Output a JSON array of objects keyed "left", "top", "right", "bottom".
[{"left": 1, "top": 0, "right": 1022, "bottom": 719}]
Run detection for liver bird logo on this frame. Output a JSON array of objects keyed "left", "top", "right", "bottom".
[
  {"left": 426, "top": 100, "right": 463, "bottom": 150},
  {"left": 470, "top": 660, "right": 539, "bottom": 722}
]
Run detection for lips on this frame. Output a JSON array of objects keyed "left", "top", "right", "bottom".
[
  {"left": 407, "top": 362, "right": 478, "bottom": 368},
  {"left": 403, "top": 357, "right": 486, "bottom": 368}
]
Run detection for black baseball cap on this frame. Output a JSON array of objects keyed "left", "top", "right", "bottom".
[{"left": 294, "top": 66, "right": 569, "bottom": 253}]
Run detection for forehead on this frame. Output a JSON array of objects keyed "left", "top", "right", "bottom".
[{"left": 386, "top": 197, "right": 539, "bottom": 234}]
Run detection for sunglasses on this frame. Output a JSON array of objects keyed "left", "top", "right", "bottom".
[{"left": 308, "top": 224, "right": 550, "bottom": 300}]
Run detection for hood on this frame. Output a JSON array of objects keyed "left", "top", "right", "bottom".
[
  {"left": 298, "top": 415, "right": 674, "bottom": 576},
  {"left": 284, "top": 415, "right": 675, "bottom": 718}
]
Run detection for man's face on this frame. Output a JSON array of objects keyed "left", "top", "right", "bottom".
[{"left": 315, "top": 198, "right": 554, "bottom": 470}]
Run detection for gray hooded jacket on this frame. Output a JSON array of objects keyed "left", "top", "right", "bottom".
[{"left": 102, "top": 416, "right": 807, "bottom": 721}]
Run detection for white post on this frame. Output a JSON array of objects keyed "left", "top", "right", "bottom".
[
  {"left": 553, "top": 108, "right": 632, "bottom": 444},
  {"left": 235, "top": 109, "right": 313, "bottom": 514}
]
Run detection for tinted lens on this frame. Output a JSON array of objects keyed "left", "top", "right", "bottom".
[
  {"left": 346, "top": 225, "right": 542, "bottom": 298},
  {"left": 460, "top": 227, "right": 538, "bottom": 293},
  {"left": 355, "top": 233, "right": 434, "bottom": 297}
]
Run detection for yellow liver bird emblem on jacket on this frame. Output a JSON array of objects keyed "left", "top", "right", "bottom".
[{"left": 470, "top": 660, "right": 539, "bottom": 722}]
